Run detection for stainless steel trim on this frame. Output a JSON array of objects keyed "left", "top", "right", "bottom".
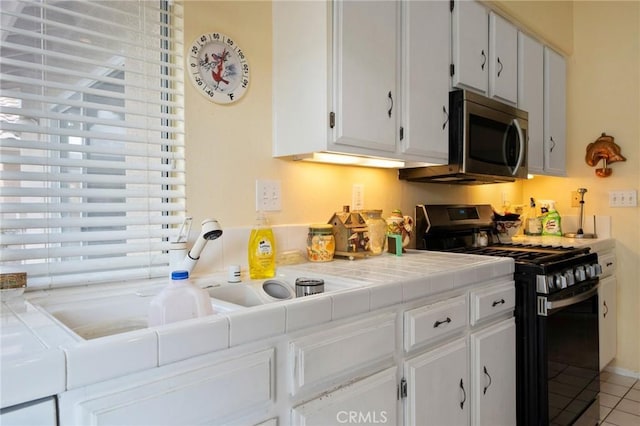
[
  {"left": 511, "top": 118, "right": 525, "bottom": 176},
  {"left": 538, "top": 284, "right": 599, "bottom": 316}
]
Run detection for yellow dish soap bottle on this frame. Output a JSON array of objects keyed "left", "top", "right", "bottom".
[{"left": 248, "top": 213, "right": 276, "bottom": 279}]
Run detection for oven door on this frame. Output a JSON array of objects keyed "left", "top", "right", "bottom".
[{"left": 537, "top": 281, "right": 600, "bottom": 426}]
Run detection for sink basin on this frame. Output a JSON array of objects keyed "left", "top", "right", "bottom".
[{"left": 33, "top": 289, "right": 239, "bottom": 340}]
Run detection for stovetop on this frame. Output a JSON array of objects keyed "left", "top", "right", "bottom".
[{"left": 443, "top": 243, "right": 590, "bottom": 265}]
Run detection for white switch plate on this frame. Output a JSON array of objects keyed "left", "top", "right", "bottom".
[
  {"left": 352, "top": 184, "right": 364, "bottom": 210},
  {"left": 256, "top": 179, "right": 282, "bottom": 211},
  {"left": 609, "top": 190, "right": 637, "bottom": 207}
]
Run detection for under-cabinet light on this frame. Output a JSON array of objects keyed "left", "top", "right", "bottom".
[{"left": 295, "top": 152, "right": 405, "bottom": 169}]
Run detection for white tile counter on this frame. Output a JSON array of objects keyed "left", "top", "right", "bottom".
[{"left": 2, "top": 250, "right": 515, "bottom": 408}]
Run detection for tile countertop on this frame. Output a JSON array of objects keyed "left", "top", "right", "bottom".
[
  {"left": 1, "top": 236, "right": 614, "bottom": 409},
  {"left": 1, "top": 250, "right": 515, "bottom": 409}
]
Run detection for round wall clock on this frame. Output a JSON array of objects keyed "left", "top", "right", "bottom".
[{"left": 187, "top": 32, "right": 250, "bottom": 104}]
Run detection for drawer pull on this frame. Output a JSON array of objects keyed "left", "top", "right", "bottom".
[
  {"left": 433, "top": 317, "right": 452, "bottom": 328},
  {"left": 492, "top": 298, "right": 506, "bottom": 307},
  {"left": 483, "top": 366, "right": 492, "bottom": 395},
  {"left": 606, "top": 262, "right": 613, "bottom": 267},
  {"left": 603, "top": 300, "right": 608, "bottom": 318},
  {"left": 459, "top": 378, "right": 466, "bottom": 409}
]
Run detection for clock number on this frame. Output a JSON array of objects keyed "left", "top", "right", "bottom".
[
  {"left": 227, "top": 38, "right": 234, "bottom": 46},
  {"left": 190, "top": 62, "right": 196, "bottom": 68},
  {"left": 238, "top": 50, "right": 244, "bottom": 60},
  {"left": 191, "top": 46, "right": 198, "bottom": 55},
  {"left": 213, "top": 33, "right": 220, "bottom": 40},
  {"left": 200, "top": 35, "right": 207, "bottom": 43},
  {"left": 242, "top": 79, "right": 248, "bottom": 88}
]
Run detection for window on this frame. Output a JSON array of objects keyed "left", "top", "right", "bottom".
[{"left": 0, "top": 0, "right": 185, "bottom": 288}]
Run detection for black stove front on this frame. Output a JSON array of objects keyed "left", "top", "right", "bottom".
[{"left": 415, "top": 204, "right": 602, "bottom": 425}]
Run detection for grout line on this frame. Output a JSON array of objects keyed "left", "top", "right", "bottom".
[{"left": 600, "top": 376, "right": 640, "bottom": 423}]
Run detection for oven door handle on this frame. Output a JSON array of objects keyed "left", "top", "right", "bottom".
[{"left": 538, "top": 283, "right": 599, "bottom": 316}]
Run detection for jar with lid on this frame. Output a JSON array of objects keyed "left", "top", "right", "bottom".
[
  {"left": 361, "top": 210, "right": 387, "bottom": 255},
  {"left": 306, "top": 224, "right": 335, "bottom": 262}
]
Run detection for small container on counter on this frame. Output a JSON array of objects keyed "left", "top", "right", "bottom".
[
  {"left": 306, "top": 224, "right": 335, "bottom": 262},
  {"left": 295, "top": 278, "right": 325, "bottom": 297}
]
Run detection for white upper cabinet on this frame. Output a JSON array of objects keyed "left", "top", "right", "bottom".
[
  {"left": 518, "top": 31, "right": 545, "bottom": 174},
  {"left": 489, "top": 12, "right": 518, "bottom": 105},
  {"left": 544, "top": 47, "right": 567, "bottom": 176},
  {"left": 273, "top": 1, "right": 407, "bottom": 163},
  {"left": 451, "top": 0, "right": 489, "bottom": 95},
  {"left": 519, "top": 34, "right": 567, "bottom": 176},
  {"left": 452, "top": 2, "right": 517, "bottom": 105},
  {"left": 401, "top": 0, "right": 450, "bottom": 163},
  {"left": 333, "top": 0, "right": 400, "bottom": 153}
]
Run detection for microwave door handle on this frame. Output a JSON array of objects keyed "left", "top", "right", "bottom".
[{"left": 511, "top": 118, "right": 525, "bottom": 176}]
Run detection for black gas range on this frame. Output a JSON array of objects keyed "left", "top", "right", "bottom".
[{"left": 415, "top": 204, "right": 602, "bottom": 426}]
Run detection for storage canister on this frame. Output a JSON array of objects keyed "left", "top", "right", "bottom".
[
  {"left": 361, "top": 209, "right": 387, "bottom": 255},
  {"left": 306, "top": 224, "right": 335, "bottom": 262}
]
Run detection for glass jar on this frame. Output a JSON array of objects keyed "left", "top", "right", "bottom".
[
  {"left": 362, "top": 210, "right": 387, "bottom": 255},
  {"left": 306, "top": 224, "right": 335, "bottom": 262}
]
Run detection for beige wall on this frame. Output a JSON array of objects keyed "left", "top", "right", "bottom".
[{"left": 184, "top": 1, "right": 639, "bottom": 373}]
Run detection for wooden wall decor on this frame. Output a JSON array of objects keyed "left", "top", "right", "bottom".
[{"left": 585, "top": 133, "right": 626, "bottom": 177}]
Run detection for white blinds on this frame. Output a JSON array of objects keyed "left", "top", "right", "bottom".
[{"left": 0, "top": 0, "right": 185, "bottom": 288}]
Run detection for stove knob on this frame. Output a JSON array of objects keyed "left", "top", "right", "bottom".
[
  {"left": 586, "top": 263, "right": 602, "bottom": 278},
  {"left": 563, "top": 270, "right": 575, "bottom": 287},
  {"left": 574, "top": 266, "right": 586, "bottom": 282},
  {"left": 555, "top": 273, "right": 568, "bottom": 289}
]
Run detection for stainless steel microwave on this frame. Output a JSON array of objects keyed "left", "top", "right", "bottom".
[{"left": 399, "top": 90, "right": 528, "bottom": 184}]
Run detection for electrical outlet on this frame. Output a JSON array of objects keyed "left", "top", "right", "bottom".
[
  {"left": 571, "top": 191, "right": 581, "bottom": 208},
  {"left": 352, "top": 184, "right": 364, "bottom": 210},
  {"left": 609, "top": 190, "right": 638, "bottom": 207},
  {"left": 256, "top": 179, "right": 282, "bottom": 211}
]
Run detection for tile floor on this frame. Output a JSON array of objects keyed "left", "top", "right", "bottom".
[{"left": 600, "top": 371, "right": 640, "bottom": 426}]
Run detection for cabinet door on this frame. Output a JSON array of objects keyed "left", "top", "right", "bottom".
[
  {"left": 489, "top": 12, "right": 517, "bottom": 105},
  {"left": 291, "top": 367, "right": 398, "bottom": 426},
  {"left": 59, "top": 349, "right": 275, "bottom": 426},
  {"left": 470, "top": 318, "right": 516, "bottom": 426},
  {"left": 599, "top": 276, "right": 617, "bottom": 370},
  {"left": 543, "top": 47, "right": 567, "bottom": 176},
  {"left": 518, "top": 31, "right": 544, "bottom": 174},
  {"left": 404, "top": 338, "right": 469, "bottom": 426},
  {"left": 451, "top": 0, "right": 489, "bottom": 95},
  {"left": 401, "top": 0, "right": 449, "bottom": 163},
  {"left": 333, "top": 0, "right": 399, "bottom": 153}
]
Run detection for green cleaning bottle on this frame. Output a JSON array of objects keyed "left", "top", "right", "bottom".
[
  {"left": 541, "top": 201, "right": 562, "bottom": 236},
  {"left": 248, "top": 213, "right": 276, "bottom": 279}
]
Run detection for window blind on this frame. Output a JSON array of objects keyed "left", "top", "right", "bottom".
[{"left": 0, "top": 0, "right": 185, "bottom": 289}]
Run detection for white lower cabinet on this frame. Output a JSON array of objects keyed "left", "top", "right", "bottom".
[
  {"left": 58, "top": 349, "right": 275, "bottom": 426},
  {"left": 599, "top": 275, "right": 617, "bottom": 370},
  {"left": 291, "top": 367, "right": 398, "bottom": 426},
  {"left": 404, "top": 338, "right": 470, "bottom": 426},
  {"left": 0, "top": 397, "right": 57, "bottom": 426},
  {"left": 288, "top": 313, "right": 396, "bottom": 397},
  {"left": 470, "top": 318, "right": 516, "bottom": 426}
]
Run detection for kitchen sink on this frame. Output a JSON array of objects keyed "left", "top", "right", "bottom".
[{"left": 31, "top": 272, "right": 364, "bottom": 340}]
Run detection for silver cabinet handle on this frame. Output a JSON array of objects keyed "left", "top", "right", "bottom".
[
  {"left": 497, "top": 57, "right": 503, "bottom": 77},
  {"left": 387, "top": 91, "right": 393, "bottom": 118},
  {"left": 481, "top": 49, "right": 486, "bottom": 70}
]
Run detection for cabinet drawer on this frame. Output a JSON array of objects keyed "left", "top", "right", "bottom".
[
  {"left": 289, "top": 313, "right": 396, "bottom": 396},
  {"left": 469, "top": 281, "right": 515, "bottom": 326},
  {"left": 404, "top": 295, "right": 467, "bottom": 352},
  {"left": 599, "top": 252, "right": 616, "bottom": 279}
]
